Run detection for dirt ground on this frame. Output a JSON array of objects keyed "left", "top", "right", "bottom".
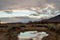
[{"left": 0, "top": 23, "right": 60, "bottom": 40}]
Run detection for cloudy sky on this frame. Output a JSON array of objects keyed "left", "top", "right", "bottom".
[
  {"left": 0, "top": 0, "right": 60, "bottom": 10},
  {"left": 0, "top": 0, "right": 60, "bottom": 23}
]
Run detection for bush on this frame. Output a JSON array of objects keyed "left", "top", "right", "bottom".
[{"left": 20, "top": 25, "right": 26, "bottom": 27}]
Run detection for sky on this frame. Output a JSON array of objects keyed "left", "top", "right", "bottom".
[
  {"left": 0, "top": 0, "right": 60, "bottom": 23},
  {"left": 0, "top": 0, "right": 60, "bottom": 10},
  {"left": 0, "top": 10, "right": 36, "bottom": 17}
]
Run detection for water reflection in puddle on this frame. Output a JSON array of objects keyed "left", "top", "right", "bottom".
[{"left": 18, "top": 31, "right": 49, "bottom": 40}]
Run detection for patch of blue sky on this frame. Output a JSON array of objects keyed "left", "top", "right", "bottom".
[
  {"left": 0, "top": 11, "right": 14, "bottom": 17},
  {"left": 0, "top": 10, "right": 36, "bottom": 18},
  {"left": 13, "top": 11, "right": 36, "bottom": 16}
]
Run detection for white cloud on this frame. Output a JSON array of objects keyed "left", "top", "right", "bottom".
[{"left": 0, "top": 4, "right": 60, "bottom": 23}]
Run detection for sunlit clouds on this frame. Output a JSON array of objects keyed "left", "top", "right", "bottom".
[
  {"left": 0, "top": 4, "right": 60, "bottom": 23},
  {"left": 46, "top": 4, "right": 55, "bottom": 9},
  {"left": 0, "top": 10, "right": 36, "bottom": 18}
]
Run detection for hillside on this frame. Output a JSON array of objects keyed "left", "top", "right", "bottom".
[
  {"left": 27, "top": 15, "right": 60, "bottom": 24},
  {"left": 41, "top": 15, "right": 60, "bottom": 22}
]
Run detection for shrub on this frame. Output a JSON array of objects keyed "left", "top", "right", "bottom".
[{"left": 20, "top": 25, "right": 26, "bottom": 27}]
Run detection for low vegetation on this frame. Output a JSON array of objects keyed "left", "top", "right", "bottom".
[{"left": 0, "top": 23, "right": 60, "bottom": 40}]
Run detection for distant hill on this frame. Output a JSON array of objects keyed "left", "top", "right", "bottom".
[
  {"left": 27, "top": 15, "right": 60, "bottom": 24},
  {"left": 41, "top": 15, "right": 60, "bottom": 22},
  {"left": 0, "top": 15, "right": 60, "bottom": 24}
]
